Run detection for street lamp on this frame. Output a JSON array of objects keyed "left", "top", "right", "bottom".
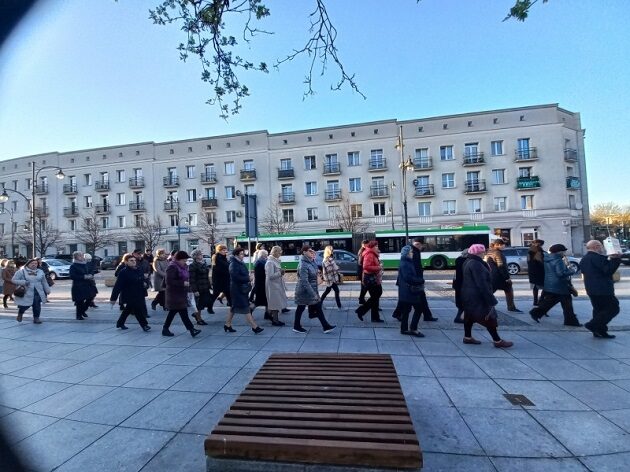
[
  {"left": 0, "top": 208, "right": 16, "bottom": 257},
  {"left": 395, "top": 125, "right": 414, "bottom": 242}
]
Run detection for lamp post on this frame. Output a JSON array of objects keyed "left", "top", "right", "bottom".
[
  {"left": 395, "top": 125, "right": 414, "bottom": 242},
  {"left": 0, "top": 208, "right": 16, "bottom": 257},
  {"left": 388, "top": 182, "right": 396, "bottom": 230},
  {"left": 167, "top": 196, "right": 182, "bottom": 250}
]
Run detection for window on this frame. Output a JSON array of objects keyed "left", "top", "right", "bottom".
[
  {"left": 518, "top": 167, "right": 532, "bottom": 178},
  {"left": 282, "top": 209, "right": 294, "bottom": 223},
  {"left": 26, "top": 178, "right": 32, "bottom": 190},
  {"left": 205, "top": 187, "right": 216, "bottom": 198},
  {"left": 100, "top": 171, "right": 109, "bottom": 182},
  {"left": 517, "top": 138, "right": 530, "bottom": 152},
  {"left": 280, "top": 158, "right": 292, "bottom": 170},
  {"left": 417, "top": 202, "right": 431, "bottom": 217},
  {"left": 116, "top": 193, "right": 126, "bottom": 205},
  {"left": 170, "top": 215, "right": 178, "bottom": 227},
  {"left": 327, "top": 206, "right": 340, "bottom": 220},
  {"left": 69, "top": 220, "right": 76, "bottom": 231},
  {"left": 243, "top": 159, "right": 255, "bottom": 171},
  {"left": 325, "top": 153, "right": 338, "bottom": 164},
  {"left": 370, "top": 149, "right": 384, "bottom": 166},
  {"left": 84, "top": 196, "right": 93, "bottom": 208},
  {"left": 116, "top": 169, "right": 125, "bottom": 182},
  {"left": 349, "top": 178, "right": 362, "bottom": 192},
  {"left": 492, "top": 169, "right": 506, "bottom": 185},
  {"left": 224, "top": 162, "right": 235, "bottom": 175},
  {"left": 415, "top": 148, "right": 429, "bottom": 165},
  {"left": 186, "top": 165, "right": 196, "bottom": 179},
  {"left": 351, "top": 204, "right": 363, "bottom": 218},
  {"left": 442, "top": 173, "right": 455, "bottom": 188},
  {"left": 304, "top": 155, "right": 316, "bottom": 170},
  {"left": 468, "top": 198, "right": 482, "bottom": 213},
  {"left": 443, "top": 200, "right": 456, "bottom": 215},
  {"left": 101, "top": 217, "right": 109, "bottom": 229},
  {"left": 521, "top": 195, "right": 534, "bottom": 210},
  {"left": 347, "top": 151, "right": 360, "bottom": 166},
  {"left": 225, "top": 186, "right": 235, "bottom": 199},
  {"left": 187, "top": 189, "right": 197, "bottom": 202},
  {"left": 307, "top": 207, "right": 319, "bottom": 221},
  {"left": 118, "top": 216, "right": 126, "bottom": 228},
  {"left": 226, "top": 211, "right": 236, "bottom": 223},
  {"left": 373, "top": 202, "right": 386, "bottom": 216},
  {"left": 440, "top": 145, "right": 454, "bottom": 161},
  {"left": 305, "top": 182, "right": 318, "bottom": 196},
  {"left": 84, "top": 174, "right": 92, "bottom": 186},
  {"left": 206, "top": 212, "right": 217, "bottom": 225},
  {"left": 491, "top": 140, "right": 504, "bottom": 156},
  {"left": 494, "top": 197, "right": 507, "bottom": 212},
  {"left": 464, "top": 142, "right": 479, "bottom": 157},
  {"left": 188, "top": 213, "right": 198, "bottom": 226}
]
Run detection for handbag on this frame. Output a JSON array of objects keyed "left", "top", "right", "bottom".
[
  {"left": 408, "top": 283, "right": 423, "bottom": 294},
  {"left": 14, "top": 285, "right": 26, "bottom": 297},
  {"left": 46, "top": 275, "right": 55, "bottom": 287},
  {"left": 363, "top": 273, "right": 377, "bottom": 287}
]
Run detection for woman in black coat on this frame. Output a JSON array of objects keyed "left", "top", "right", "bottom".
[
  {"left": 211, "top": 244, "right": 231, "bottom": 308},
  {"left": 452, "top": 250, "right": 467, "bottom": 323},
  {"left": 188, "top": 249, "right": 210, "bottom": 324},
  {"left": 461, "top": 244, "right": 513, "bottom": 348},
  {"left": 224, "top": 247, "right": 263, "bottom": 334},
  {"left": 162, "top": 251, "right": 201, "bottom": 338},
  {"left": 252, "top": 250, "right": 269, "bottom": 319},
  {"left": 70, "top": 251, "right": 96, "bottom": 320},
  {"left": 527, "top": 239, "right": 545, "bottom": 306},
  {"left": 397, "top": 245, "right": 425, "bottom": 337},
  {"left": 109, "top": 254, "right": 150, "bottom": 331}
]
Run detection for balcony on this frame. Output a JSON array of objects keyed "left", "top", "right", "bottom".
[
  {"left": 413, "top": 157, "right": 433, "bottom": 170},
  {"left": 200, "top": 172, "right": 218, "bottom": 184},
  {"left": 464, "top": 179, "right": 487, "bottom": 194},
  {"left": 277, "top": 168, "right": 295, "bottom": 179},
  {"left": 128, "top": 177, "right": 145, "bottom": 189},
  {"left": 94, "top": 204, "right": 110, "bottom": 215},
  {"left": 163, "top": 176, "right": 179, "bottom": 188},
  {"left": 516, "top": 176, "right": 541, "bottom": 190},
  {"left": 34, "top": 184, "right": 48, "bottom": 195},
  {"left": 34, "top": 207, "right": 49, "bottom": 218},
  {"left": 462, "top": 153, "right": 485, "bottom": 166},
  {"left": 95, "top": 180, "right": 110, "bottom": 191},
  {"left": 323, "top": 163, "right": 341, "bottom": 175},
  {"left": 564, "top": 148, "right": 578, "bottom": 162},
  {"left": 63, "top": 207, "right": 79, "bottom": 217},
  {"left": 278, "top": 192, "right": 296, "bottom": 204},
  {"left": 414, "top": 184, "right": 435, "bottom": 197},
  {"left": 163, "top": 201, "right": 180, "bottom": 212},
  {"left": 566, "top": 176, "right": 581, "bottom": 190},
  {"left": 240, "top": 169, "right": 257, "bottom": 181},
  {"left": 324, "top": 189, "right": 342, "bottom": 201},
  {"left": 368, "top": 159, "right": 387, "bottom": 171},
  {"left": 469, "top": 212, "right": 484, "bottom": 221},
  {"left": 63, "top": 184, "right": 77, "bottom": 195},
  {"left": 515, "top": 147, "right": 538, "bottom": 161},
  {"left": 369, "top": 185, "right": 389, "bottom": 198},
  {"left": 201, "top": 198, "right": 218, "bottom": 209},
  {"left": 129, "top": 201, "right": 146, "bottom": 212}
]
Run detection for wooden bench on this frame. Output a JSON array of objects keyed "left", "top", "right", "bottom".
[{"left": 205, "top": 353, "right": 422, "bottom": 470}]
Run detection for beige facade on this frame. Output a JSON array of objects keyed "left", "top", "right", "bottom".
[{"left": 0, "top": 103, "right": 590, "bottom": 257}]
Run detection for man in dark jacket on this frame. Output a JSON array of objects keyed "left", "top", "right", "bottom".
[
  {"left": 132, "top": 249, "right": 152, "bottom": 289},
  {"left": 109, "top": 254, "right": 150, "bottom": 331},
  {"left": 580, "top": 240, "right": 622, "bottom": 339},
  {"left": 69, "top": 251, "right": 94, "bottom": 320},
  {"left": 485, "top": 240, "right": 521, "bottom": 312},
  {"left": 393, "top": 238, "right": 437, "bottom": 321}
]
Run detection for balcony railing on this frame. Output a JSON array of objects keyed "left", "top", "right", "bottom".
[
  {"left": 164, "top": 201, "right": 180, "bottom": 211},
  {"left": 368, "top": 159, "right": 387, "bottom": 171},
  {"left": 201, "top": 198, "right": 218, "bottom": 208},
  {"left": 566, "top": 176, "right": 581, "bottom": 189},
  {"left": 462, "top": 153, "right": 485, "bottom": 166},
  {"left": 564, "top": 148, "right": 578, "bottom": 162},
  {"left": 128, "top": 177, "right": 145, "bottom": 188},
  {"left": 324, "top": 189, "right": 342, "bottom": 201},
  {"left": 278, "top": 192, "right": 296, "bottom": 204},
  {"left": 516, "top": 176, "right": 541, "bottom": 190},
  {"left": 200, "top": 172, "right": 217, "bottom": 184},
  {"left": 323, "top": 163, "right": 341, "bottom": 175},
  {"left": 63, "top": 207, "right": 79, "bottom": 217},
  {"left": 277, "top": 168, "right": 295, "bottom": 179},
  {"left": 129, "top": 201, "right": 146, "bottom": 212},
  {"left": 94, "top": 204, "right": 110, "bottom": 215},
  {"left": 34, "top": 184, "right": 49, "bottom": 195},
  {"left": 163, "top": 176, "right": 179, "bottom": 187},
  {"left": 95, "top": 180, "right": 110, "bottom": 191},
  {"left": 464, "top": 179, "right": 487, "bottom": 193},
  {"left": 413, "top": 157, "right": 433, "bottom": 170},
  {"left": 63, "top": 184, "right": 78, "bottom": 194},
  {"left": 469, "top": 212, "right": 484, "bottom": 221},
  {"left": 240, "top": 169, "right": 257, "bottom": 181},
  {"left": 414, "top": 184, "right": 435, "bottom": 197},
  {"left": 515, "top": 147, "right": 538, "bottom": 161},
  {"left": 369, "top": 185, "right": 389, "bottom": 198}
]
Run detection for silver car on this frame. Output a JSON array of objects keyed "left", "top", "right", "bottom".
[
  {"left": 315, "top": 249, "right": 359, "bottom": 276},
  {"left": 41, "top": 258, "right": 72, "bottom": 279},
  {"left": 501, "top": 247, "right": 581, "bottom": 275}
]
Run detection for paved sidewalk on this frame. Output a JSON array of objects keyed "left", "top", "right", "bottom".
[{"left": 1, "top": 282, "right": 630, "bottom": 471}]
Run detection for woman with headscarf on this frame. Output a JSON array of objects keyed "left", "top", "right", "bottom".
[
  {"left": 320, "top": 245, "right": 342, "bottom": 309},
  {"left": 265, "top": 245, "right": 288, "bottom": 326},
  {"left": 252, "top": 249, "right": 270, "bottom": 320},
  {"left": 397, "top": 246, "right": 425, "bottom": 337},
  {"left": 12, "top": 258, "right": 50, "bottom": 323},
  {"left": 151, "top": 248, "right": 169, "bottom": 311},
  {"left": 2, "top": 259, "right": 17, "bottom": 308},
  {"left": 224, "top": 247, "right": 263, "bottom": 334},
  {"left": 162, "top": 251, "right": 201, "bottom": 337},
  {"left": 461, "top": 244, "right": 513, "bottom": 348},
  {"left": 355, "top": 240, "right": 384, "bottom": 323},
  {"left": 109, "top": 253, "right": 150, "bottom": 331}
]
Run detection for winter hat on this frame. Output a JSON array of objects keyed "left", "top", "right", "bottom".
[
  {"left": 174, "top": 250, "right": 190, "bottom": 260},
  {"left": 549, "top": 244, "right": 568, "bottom": 253},
  {"left": 400, "top": 245, "right": 413, "bottom": 259},
  {"left": 468, "top": 244, "right": 486, "bottom": 255}
]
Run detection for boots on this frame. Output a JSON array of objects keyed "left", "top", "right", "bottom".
[
  {"left": 193, "top": 312, "right": 208, "bottom": 325},
  {"left": 270, "top": 310, "right": 284, "bottom": 326}
]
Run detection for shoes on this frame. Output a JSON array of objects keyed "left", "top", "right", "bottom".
[
  {"left": 252, "top": 326, "right": 264, "bottom": 334},
  {"left": 564, "top": 319, "right": 582, "bottom": 327},
  {"left": 16, "top": 313, "right": 23, "bottom": 322},
  {"left": 293, "top": 326, "right": 307, "bottom": 334},
  {"left": 90, "top": 304, "right": 98, "bottom": 308},
  {"left": 372, "top": 318, "right": 384, "bottom": 323},
  {"left": 223, "top": 325, "right": 236, "bottom": 333},
  {"left": 162, "top": 329, "right": 174, "bottom": 337},
  {"left": 529, "top": 310, "right": 541, "bottom": 323},
  {"left": 217, "top": 297, "right": 224, "bottom": 305},
  {"left": 453, "top": 317, "right": 464, "bottom": 324},
  {"left": 392, "top": 314, "right": 402, "bottom": 321},
  {"left": 508, "top": 308, "right": 523, "bottom": 313},
  {"left": 493, "top": 339, "right": 514, "bottom": 348},
  {"left": 281, "top": 308, "right": 290, "bottom": 313},
  {"left": 337, "top": 305, "right": 343, "bottom": 310},
  {"left": 117, "top": 324, "right": 129, "bottom": 330},
  {"left": 190, "top": 328, "right": 201, "bottom": 337},
  {"left": 76, "top": 315, "right": 85, "bottom": 320},
  {"left": 271, "top": 320, "right": 285, "bottom": 326},
  {"left": 207, "top": 309, "right": 215, "bottom": 315},
  {"left": 196, "top": 319, "right": 209, "bottom": 326},
  {"left": 378, "top": 308, "right": 383, "bottom": 311},
  {"left": 358, "top": 299, "right": 366, "bottom": 305},
  {"left": 402, "top": 330, "right": 425, "bottom": 338},
  {"left": 264, "top": 312, "right": 272, "bottom": 321},
  {"left": 151, "top": 301, "right": 157, "bottom": 310},
  {"left": 594, "top": 332, "right": 616, "bottom": 339},
  {"left": 323, "top": 325, "right": 336, "bottom": 334},
  {"left": 142, "top": 325, "right": 151, "bottom": 332},
  {"left": 3, "top": 302, "right": 7, "bottom": 309},
  {"left": 33, "top": 318, "right": 42, "bottom": 324},
  {"left": 463, "top": 337, "right": 481, "bottom": 345},
  {"left": 146, "top": 314, "right": 151, "bottom": 318},
  {"left": 355, "top": 308, "right": 364, "bottom": 321},
  {"left": 424, "top": 317, "right": 439, "bottom": 322},
  {"left": 82, "top": 313, "right": 88, "bottom": 318}
]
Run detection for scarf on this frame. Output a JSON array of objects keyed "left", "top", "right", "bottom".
[{"left": 169, "top": 261, "right": 189, "bottom": 281}]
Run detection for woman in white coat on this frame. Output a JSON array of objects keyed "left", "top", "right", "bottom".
[
  {"left": 12, "top": 258, "right": 51, "bottom": 323},
  {"left": 265, "top": 246, "right": 288, "bottom": 326}
]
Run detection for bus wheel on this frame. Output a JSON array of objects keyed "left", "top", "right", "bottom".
[{"left": 431, "top": 256, "right": 447, "bottom": 270}]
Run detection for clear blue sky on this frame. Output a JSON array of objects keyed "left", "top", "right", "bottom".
[{"left": 0, "top": 0, "right": 628, "bottom": 207}]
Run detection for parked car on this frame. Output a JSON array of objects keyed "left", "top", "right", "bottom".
[
  {"left": 100, "top": 255, "right": 122, "bottom": 270},
  {"left": 40, "top": 258, "right": 72, "bottom": 280},
  {"left": 621, "top": 248, "right": 630, "bottom": 266},
  {"left": 501, "top": 247, "right": 581, "bottom": 275},
  {"left": 315, "top": 249, "right": 359, "bottom": 276},
  {"left": 44, "top": 253, "right": 102, "bottom": 271}
]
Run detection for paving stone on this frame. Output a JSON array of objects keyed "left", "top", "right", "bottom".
[
  {"left": 0, "top": 355, "right": 41, "bottom": 374},
  {"left": 299, "top": 338, "right": 340, "bottom": 353},
  {"left": 420, "top": 452, "right": 497, "bottom": 471},
  {"left": 140, "top": 432, "right": 206, "bottom": 472},
  {"left": 425, "top": 357, "right": 489, "bottom": 379},
  {"left": 399, "top": 376, "right": 452, "bottom": 406},
  {"left": 123, "top": 364, "right": 196, "bottom": 389},
  {"left": 203, "top": 349, "right": 255, "bottom": 368},
  {"left": 23, "top": 383, "right": 114, "bottom": 417},
  {"left": 416, "top": 341, "right": 467, "bottom": 357},
  {"left": 339, "top": 327, "right": 376, "bottom": 339},
  {"left": 219, "top": 367, "right": 259, "bottom": 394},
  {"left": 161, "top": 348, "right": 221, "bottom": 366},
  {"left": 169, "top": 365, "right": 241, "bottom": 393},
  {"left": 60, "top": 344, "right": 117, "bottom": 360},
  {"left": 80, "top": 361, "right": 156, "bottom": 386},
  {"left": 376, "top": 339, "right": 421, "bottom": 355},
  {"left": 580, "top": 451, "right": 630, "bottom": 471},
  {"left": 494, "top": 379, "right": 590, "bottom": 411},
  {"left": 67, "top": 387, "right": 162, "bottom": 425},
  {"left": 471, "top": 357, "right": 546, "bottom": 380},
  {"left": 391, "top": 355, "right": 434, "bottom": 377},
  {"left": 520, "top": 358, "right": 604, "bottom": 381},
  {"left": 182, "top": 393, "right": 237, "bottom": 435},
  {"left": 491, "top": 456, "right": 588, "bottom": 471},
  {"left": 0, "top": 379, "right": 71, "bottom": 409},
  {"left": 0, "top": 374, "right": 33, "bottom": 392},
  {"left": 439, "top": 378, "right": 516, "bottom": 409},
  {"left": 575, "top": 359, "right": 630, "bottom": 380},
  {"left": 553, "top": 380, "right": 630, "bottom": 410},
  {"left": 10, "top": 358, "right": 81, "bottom": 380},
  {"left": 43, "top": 360, "right": 114, "bottom": 383},
  {"left": 3, "top": 410, "right": 59, "bottom": 444},
  {"left": 338, "top": 338, "right": 380, "bottom": 353}
]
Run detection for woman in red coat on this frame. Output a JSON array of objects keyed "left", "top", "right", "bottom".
[{"left": 355, "top": 240, "right": 384, "bottom": 322}]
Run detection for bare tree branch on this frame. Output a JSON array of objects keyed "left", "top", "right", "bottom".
[
  {"left": 131, "top": 216, "right": 164, "bottom": 254},
  {"left": 193, "top": 213, "right": 225, "bottom": 250},
  {"left": 75, "top": 208, "right": 117, "bottom": 254},
  {"left": 17, "top": 217, "right": 61, "bottom": 257},
  {"left": 260, "top": 202, "right": 296, "bottom": 234},
  {"left": 332, "top": 195, "right": 368, "bottom": 233}
]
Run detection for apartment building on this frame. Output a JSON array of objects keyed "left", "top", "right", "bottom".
[{"left": 0, "top": 103, "right": 590, "bottom": 257}]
